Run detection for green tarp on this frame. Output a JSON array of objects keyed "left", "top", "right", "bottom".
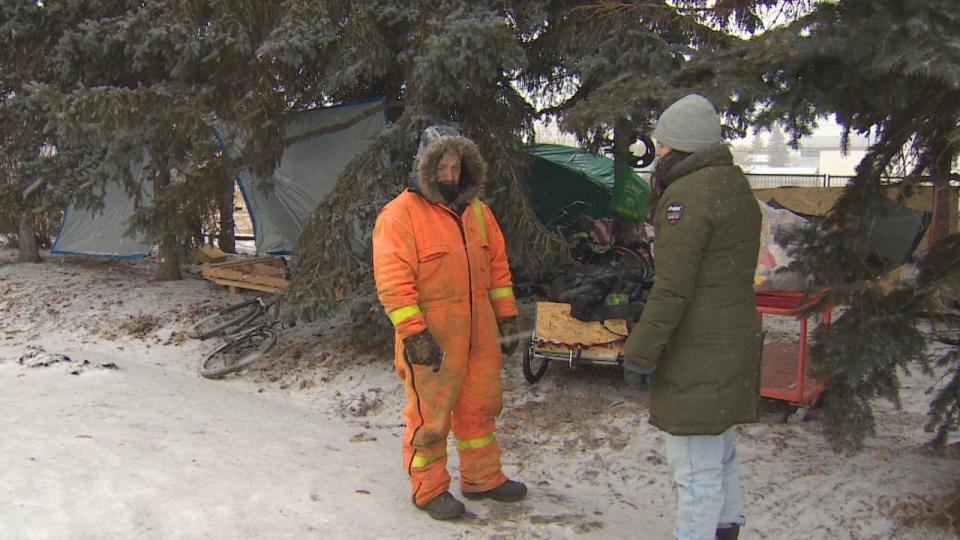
[{"left": 527, "top": 144, "right": 651, "bottom": 225}]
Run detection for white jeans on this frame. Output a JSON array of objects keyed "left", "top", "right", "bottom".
[{"left": 664, "top": 426, "right": 745, "bottom": 540}]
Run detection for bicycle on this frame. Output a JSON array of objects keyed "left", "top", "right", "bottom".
[
  {"left": 545, "top": 201, "right": 655, "bottom": 282},
  {"left": 188, "top": 296, "right": 280, "bottom": 379},
  {"left": 583, "top": 244, "right": 655, "bottom": 282},
  {"left": 544, "top": 200, "right": 594, "bottom": 241}
]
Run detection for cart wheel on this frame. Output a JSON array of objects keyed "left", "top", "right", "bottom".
[
  {"left": 522, "top": 343, "right": 548, "bottom": 384},
  {"left": 786, "top": 407, "right": 809, "bottom": 424}
]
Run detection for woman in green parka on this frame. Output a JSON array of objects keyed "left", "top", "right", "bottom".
[{"left": 623, "top": 94, "right": 762, "bottom": 540}]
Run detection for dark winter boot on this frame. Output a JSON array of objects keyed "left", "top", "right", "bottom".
[
  {"left": 463, "top": 479, "right": 527, "bottom": 502},
  {"left": 716, "top": 524, "right": 740, "bottom": 540},
  {"left": 417, "top": 491, "right": 465, "bottom": 521}
]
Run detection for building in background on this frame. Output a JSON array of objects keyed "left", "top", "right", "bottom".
[{"left": 730, "top": 122, "right": 872, "bottom": 187}]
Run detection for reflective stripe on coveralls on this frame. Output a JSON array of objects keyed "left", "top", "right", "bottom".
[
  {"left": 456, "top": 433, "right": 495, "bottom": 450},
  {"left": 411, "top": 452, "right": 446, "bottom": 468},
  {"left": 471, "top": 200, "right": 486, "bottom": 243},
  {"left": 408, "top": 433, "right": 499, "bottom": 467},
  {"left": 489, "top": 287, "right": 513, "bottom": 300},
  {"left": 388, "top": 304, "right": 421, "bottom": 326}
]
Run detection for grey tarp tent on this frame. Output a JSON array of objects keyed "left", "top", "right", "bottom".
[
  {"left": 862, "top": 197, "right": 931, "bottom": 267},
  {"left": 49, "top": 98, "right": 387, "bottom": 259},
  {"left": 237, "top": 98, "right": 388, "bottom": 255},
  {"left": 51, "top": 162, "right": 154, "bottom": 259}
]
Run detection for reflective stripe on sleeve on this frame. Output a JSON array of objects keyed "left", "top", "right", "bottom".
[
  {"left": 456, "top": 433, "right": 495, "bottom": 450},
  {"left": 488, "top": 286, "right": 514, "bottom": 300},
  {"left": 470, "top": 200, "right": 487, "bottom": 243},
  {"left": 388, "top": 304, "right": 421, "bottom": 326},
  {"left": 410, "top": 452, "right": 445, "bottom": 469}
]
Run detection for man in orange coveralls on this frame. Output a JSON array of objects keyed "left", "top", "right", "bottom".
[{"left": 372, "top": 125, "right": 526, "bottom": 520}]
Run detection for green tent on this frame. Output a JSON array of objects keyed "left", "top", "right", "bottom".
[{"left": 527, "top": 144, "right": 651, "bottom": 225}]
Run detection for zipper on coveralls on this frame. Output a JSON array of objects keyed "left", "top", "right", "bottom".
[{"left": 446, "top": 207, "right": 474, "bottom": 345}]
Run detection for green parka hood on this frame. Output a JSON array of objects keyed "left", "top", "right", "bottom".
[{"left": 660, "top": 143, "right": 734, "bottom": 186}]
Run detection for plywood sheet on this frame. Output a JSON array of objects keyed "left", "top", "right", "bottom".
[{"left": 533, "top": 302, "right": 626, "bottom": 360}]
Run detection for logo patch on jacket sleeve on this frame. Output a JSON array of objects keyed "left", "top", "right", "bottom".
[{"left": 665, "top": 202, "right": 685, "bottom": 225}]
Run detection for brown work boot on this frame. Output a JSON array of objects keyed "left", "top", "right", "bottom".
[
  {"left": 463, "top": 479, "right": 527, "bottom": 502},
  {"left": 417, "top": 491, "right": 465, "bottom": 521}
]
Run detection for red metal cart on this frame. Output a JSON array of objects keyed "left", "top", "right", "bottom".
[{"left": 756, "top": 291, "right": 833, "bottom": 421}]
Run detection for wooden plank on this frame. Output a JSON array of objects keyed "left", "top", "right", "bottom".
[
  {"left": 191, "top": 245, "right": 228, "bottom": 264},
  {"left": 201, "top": 255, "right": 289, "bottom": 292},
  {"left": 201, "top": 262, "right": 285, "bottom": 278},
  {"left": 207, "top": 277, "right": 284, "bottom": 294},
  {"left": 202, "top": 267, "right": 288, "bottom": 288},
  {"left": 233, "top": 273, "right": 288, "bottom": 288},
  {"left": 248, "top": 262, "right": 286, "bottom": 277},
  {"left": 204, "top": 256, "right": 282, "bottom": 270}
]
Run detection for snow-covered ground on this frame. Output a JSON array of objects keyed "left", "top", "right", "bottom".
[{"left": 0, "top": 249, "right": 956, "bottom": 539}]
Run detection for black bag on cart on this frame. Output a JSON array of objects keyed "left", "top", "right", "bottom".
[
  {"left": 547, "top": 264, "right": 650, "bottom": 323},
  {"left": 570, "top": 297, "right": 646, "bottom": 323}
]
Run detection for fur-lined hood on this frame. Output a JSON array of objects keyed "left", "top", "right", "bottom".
[{"left": 413, "top": 136, "right": 487, "bottom": 207}]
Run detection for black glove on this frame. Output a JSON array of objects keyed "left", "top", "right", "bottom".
[
  {"left": 497, "top": 316, "right": 520, "bottom": 356},
  {"left": 403, "top": 331, "right": 444, "bottom": 372}
]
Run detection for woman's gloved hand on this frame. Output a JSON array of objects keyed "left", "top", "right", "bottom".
[
  {"left": 403, "top": 331, "right": 444, "bottom": 372},
  {"left": 497, "top": 316, "right": 520, "bottom": 356}
]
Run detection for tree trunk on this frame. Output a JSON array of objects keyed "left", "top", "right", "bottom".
[
  {"left": 929, "top": 178, "right": 951, "bottom": 247},
  {"left": 217, "top": 170, "right": 236, "bottom": 253},
  {"left": 17, "top": 213, "right": 41, "bottom": 263},
  {"left": 154, "top": 166, "right": 182, "bottom": 280},
  {"left": 927, "top": 149, "right": 956, "bottom": 248},
  {"left": 612, "top": 120, "right": 634, "bottom": 190}
]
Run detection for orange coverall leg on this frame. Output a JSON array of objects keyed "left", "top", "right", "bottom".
[{"left": 396, "top": 303, "right": 507, "bottom": 507}]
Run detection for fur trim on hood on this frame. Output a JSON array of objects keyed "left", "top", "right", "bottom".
[{"left": 414, "top": 136, "right": 487, "bottom": 207}]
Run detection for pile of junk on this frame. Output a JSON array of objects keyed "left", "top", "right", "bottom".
[{"left": 521, "top": 144, "right": 655, "bottom": 383}]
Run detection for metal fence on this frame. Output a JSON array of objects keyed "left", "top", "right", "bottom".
[
  {"left": 746, "top": 173, "right": 857, "bottom": 189},
  {"left": 742, "top": 174, "right": 939, "bottom": 189},
  {"left": 635, "top": 171, "right": 938, "bottom": 189}
]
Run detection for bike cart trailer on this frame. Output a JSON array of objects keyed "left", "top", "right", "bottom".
[
  {"left": 522, "top": 301, "right": 629, "bottom": 383},
  {"left": 756, "top": 291, "right": 833, "bottom": 423}
]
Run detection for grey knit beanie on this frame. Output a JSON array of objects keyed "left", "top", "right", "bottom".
[{"left": 652, "top": 94, "right": 722, "bottom": 153}]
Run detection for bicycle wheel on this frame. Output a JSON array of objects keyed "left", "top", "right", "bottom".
[
  {"left": 609, "top": 246, "right": 655, "bottom": 280},
  {"left": 199, "top": 328, "right": 278, "bottom": 379},
  {"left": 187, "top": 299, "right": 261, "bottom": 340},
  {"left": 522, "top": 342, "right": 548, "bottom": 384}
]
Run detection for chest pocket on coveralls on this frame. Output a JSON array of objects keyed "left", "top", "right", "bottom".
[{"left": 417, "top": 243, "right": 450, "bottom": 298}]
